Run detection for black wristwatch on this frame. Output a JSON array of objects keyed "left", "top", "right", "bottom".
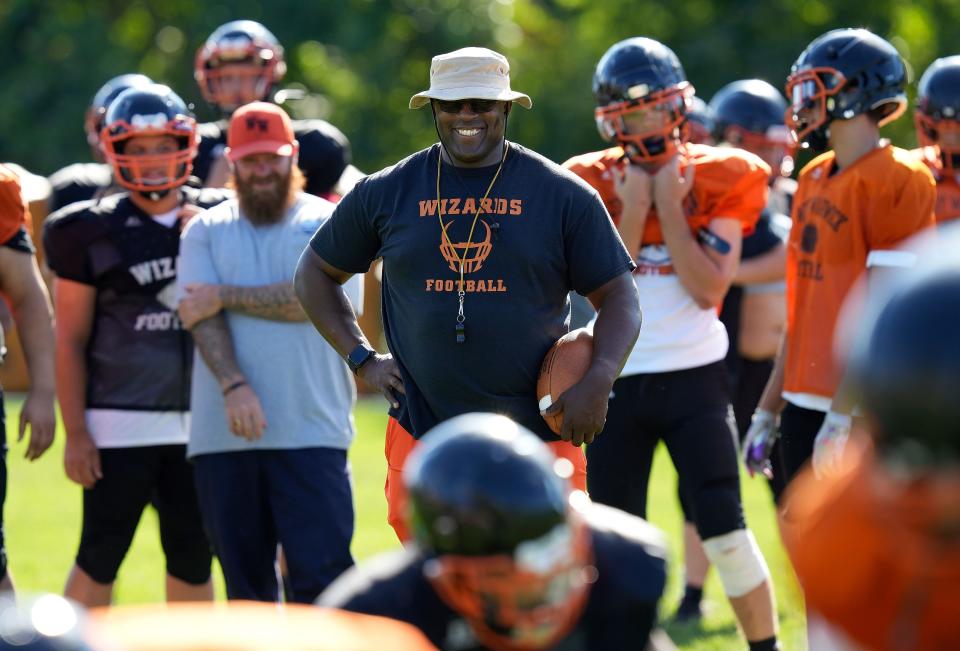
[{"left": 346, "top": 344, "right": 376, "bottom": 374}]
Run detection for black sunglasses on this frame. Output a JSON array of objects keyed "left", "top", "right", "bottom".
[{"left": 435, "top": 99, "right": 500, "bottom": 114}]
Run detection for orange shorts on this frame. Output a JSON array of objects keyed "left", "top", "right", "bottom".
[{"left": 384, "top": 416, "right": 587, "bottom": 542}]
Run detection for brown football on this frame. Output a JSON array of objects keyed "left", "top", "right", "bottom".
[{"left": 537, "top": 328, "right": 594, "bottom": 434}]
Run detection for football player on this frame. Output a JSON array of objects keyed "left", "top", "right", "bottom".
[
  {"left": 744, "top": 28, "right": 936, "bottom": 486},
  {"left": 43, "top": 84, "right": 231, "bottom": 607},
  {"left": 193, "top": 20, "right": 356, "bottom": 197},
  {"left": 0, "top": 164, "right": 56, "bottom": 594},
  {"left": 784, "top": 242, "right": 960, "bottom": 650},
  {"left": 47, "top": 74, "right": 154, "bottom": 215},
  {"left": 319, "top": 413, "right": 669, "bottom": 651},
  {"left": 913, "top": 55, "right": 960, "bottom": 224},
  {"left": 672, "top": 78, "right": 796, "bottom": 622},
  {"left": 563, "top": 38, "right": 780, "bottom": 649}
]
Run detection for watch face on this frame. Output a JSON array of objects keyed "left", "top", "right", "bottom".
[{"left": 348, "top": 345, "right": 373, "bottom": 370}]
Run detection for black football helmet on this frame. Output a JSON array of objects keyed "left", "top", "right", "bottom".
[
  {"left": 84, "top": 73, "right": 153, "bottom": 153},
  {"left": 194, "top": 20, "right": 286, "bottom": 114},
  {"left": 686, "top": 96, "right": 714, "bottom": 145},
  {"left": 850, "top": 267, "right": 960, "bottom": 472},
  {"left": 710, "top": 79, "right": 795, "bottom": 177},
  {"left": 785, "top": 28, "right": 907, "bottom": 152},
  {"left": 406, "top": 413, "right": 592, "bottom": 651},
  {"left": 99, "top": 84, "right": 199, "bottom": 195},
  {"left": 593, "top": 37, "right": 693, "bottom": 166},
  {"left": 915, "top": 55, "right": 960, "bottom": 174}
]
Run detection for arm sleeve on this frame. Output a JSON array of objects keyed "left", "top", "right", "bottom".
[
  {"left": 176, "top": 216, "right": 221, "bottom": 302},
  {"left": 565, "top": 187, "right": 635, "bottom": 296},
  {"left": 0, "top": 173, "right": 27, "bottom": 245},
  {"left": 711, "top": 158, "right": 769, "bottom": 236},
  {"left": 865, "top": 167, "right": 937, "bottom": 254},
  {"left": 42, "top": 209, "right": 95, "bottom": 284},
  {"left": 308, "top": 180, "right": 382, "bottom": 273}
]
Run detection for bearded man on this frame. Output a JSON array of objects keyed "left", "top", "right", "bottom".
[{"left": 176, "top": 102, "right": 362, "bottom": 604}]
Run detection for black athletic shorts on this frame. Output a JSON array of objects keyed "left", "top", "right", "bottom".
[
  {"left": 587, "top": 361, "right": 746, "bottom": 540},
  {"left": 76, "top": 444, "right": 211, "bottom": 585},
  {"left": 779, "top": 402, "right": 826, "bottom": 487}
]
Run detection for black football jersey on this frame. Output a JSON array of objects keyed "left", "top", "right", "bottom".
[
  {"left": 43, "top": 187, "right": 231, "bottom": 411},
  {"left": 194, "top": 118, "right": 350, "bottom": 196},
  {"left": 319, "top": 503, "right": 668, "bottom": 651},
  {"left": 47, "top": 162, "right": 118, "bottom": 214}
]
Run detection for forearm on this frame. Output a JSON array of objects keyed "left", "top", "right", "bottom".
[
  {"left": 589, "top": 276, "right": 641, "bottom": 385},
  {"left": 757, "top": 334, "right": 788, "bottom": 413},
  {"left": 55, "top": 341, "right": 89, "bottom": 435},
  {"left": 659, "top": 204, "right": 732, "bottom": 307},
  {"left": 294, "top": 252, "right": 369, "bottom": 357},
  {"left": 190, "top": 314, "right": 245, "bottom": 390},
  {"left": 219, "top": 282, "right": 307, "bottom": 322},
  {"left": 616, "top": 204, "right": 650, "bottom": 258},
  {"left": 735, "top": 245, "right": 786, "bottom": 286},
  {"left": 13, "top": 283, "right": 55, "bottom": 393}
]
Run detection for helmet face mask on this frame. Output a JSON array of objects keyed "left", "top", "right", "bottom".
[
  {"left": 426, "top": 516, "right": 592, "bottom": 651},
  {"left": 595, "top": 83, "right": 693, "bottom": 165},
  {"left": 195, "top": 21, "right": 286, "bottom": 113},
  {"left": 100, "top": 85, "right": 199, "bottom": 195},
  {"left": 784, "top": 66, "right": 848, "bottom": 151}
]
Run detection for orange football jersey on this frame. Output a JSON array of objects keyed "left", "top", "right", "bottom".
[
  {"left": 563, "top": 143, "right": 769, "bottom": 247},
  {"left": 784, "top": 144, "right": 936, "bottom": 399},
  {"left": 783, "top": 442, "right": 960, "bottom": 651},
  {"left": 0, "top": 164, "right": 29, "bottom": 245},
  {"left": 911, "top": 147, "right": 960, "bottom": 224}
]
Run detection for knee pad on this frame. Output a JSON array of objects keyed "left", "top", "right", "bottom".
[{"left": 702, "top": 529, "right": 770, "bottom": 598}]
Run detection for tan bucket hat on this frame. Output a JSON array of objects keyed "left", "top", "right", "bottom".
[{"left": 409, "top": 47, "right": 532, "bottom": 110}]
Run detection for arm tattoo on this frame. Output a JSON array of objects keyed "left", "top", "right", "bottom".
[
  {"left": 220, "top": 281, "right": 307, "bottom": 322},
  {"left": 190, "top": 314, "right": 244, "bottom": 385}
]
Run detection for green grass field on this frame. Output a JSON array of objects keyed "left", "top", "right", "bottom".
[{"left": 3, "top": 394, "right": 807, "bottom": 650}]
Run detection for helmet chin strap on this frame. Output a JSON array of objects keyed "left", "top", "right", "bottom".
[{"left": 138, "top": 188, "right": 172, "bottom": 202}]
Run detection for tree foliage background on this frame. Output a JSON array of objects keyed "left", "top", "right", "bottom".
[{"left": 2, "top": 0, "right": 959, "bottom": 176}]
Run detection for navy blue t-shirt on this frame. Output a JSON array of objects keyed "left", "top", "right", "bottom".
[
  {"left": 318, "top": 503, "right": 668, "bottom": 650},
  {"left": 309, "top": 142, "right": 634, "bottom": 441}
]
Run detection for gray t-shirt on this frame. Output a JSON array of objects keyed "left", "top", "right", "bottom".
[{"left": 177, "top": 193, "right": 362, "bottom": 457}]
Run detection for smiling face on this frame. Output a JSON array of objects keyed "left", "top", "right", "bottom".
[{"left": 433, "top": 99, "right": 509, "bottom": 168}]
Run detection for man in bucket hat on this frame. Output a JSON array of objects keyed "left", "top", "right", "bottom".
[{"left": 295, "top": 47, "right": 642, "bottom": 540}]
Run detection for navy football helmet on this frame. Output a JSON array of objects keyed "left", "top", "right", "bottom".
[
  {"left": 99, "top": 84, "right": 199, "bottom": 195},
  {"left": 194, "top": 20, "right": 286, "bottom": 113},
  {"left": 710, "top": 79, "right": 795, "bottom": 177},
  {"left": 785, "top": 28, "right": 907, "bottom": 152},
  {"left": 686, "top": 96, "right": 715, "bottom": 145},
  {"left": 406, "top": 413, "right": 592, "bottom": 651},
  {"left": 915, "top": 55, "right": 960, "bottom": 174},
  {"left": 850, "top": 268, "right": 960, "bottom": 472},
  {"left": 84, "top": 73, "right": 154, "bottom": 153},
  {"left": 593, "top": 37, "right": 693, "bottom": 166}
]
